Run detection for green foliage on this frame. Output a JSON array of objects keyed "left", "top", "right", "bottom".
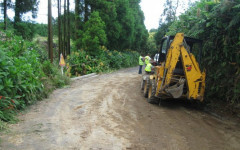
[
  {"left": 0, "top": 96, "right": 17, "bottom": 123},
  {"left": 0, "top": 31, "right": 69, "bottom": 126},
  {"left": 0, "top": 34, "right": 44, "bottom": 107},
  {"left": 145, "top": 32, "right": 158, "bottom": 55},
  {"left": 54, "top": 12, "right": 75, "bottom": 39},
  {"left": 14, "top": 0, "right": 39, "bottom": 39},
  {"left": 66, "top": 46, "right": 139, "bottom": 76},
  {"left": 154, "top": 23, "right": 171, "bottom": 45},
  {"left": 42, "top": 61, "right": 70, "bottom": 89},
  {"left": 115, "top": 0, "right": 134, "bottom": 50},
  {"left": 89, "top": 0, "right": 121, "bottom": 50},
  {"left": 162, "top": 0, "right": 178, "bottom": 23},
  {"left": 34, "top": 23, "right": 48, "bottom": 37},
  {"left": 156, "top": 0, "right": 240, "bottom": 105},
  {"left": 149, "top": 29, "right": 158, "bottom": 32},
  {"left": 66, "top": 50, "right": 93, "bottom": 76},
  {"left": 0, "top": 19, "right": 46, "bottom": 40},
  {"left": 0, "top": 18, "right": 14, "bottom": 31},
  {"left": 74, "top": 0, "right": 148, "bottom": 53},
  {"left": 14, "top": 0, "right": 39, "bottom": 23},
  {"left": 80, "top": 11, "right": 107, "bottom": 56},
  {"left": 14, "top": 21, "right": 36, "bottom": 40}
]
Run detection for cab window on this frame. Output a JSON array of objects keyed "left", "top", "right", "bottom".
[{"left": 161, "top": 39, "right": 167, "bottom": 54}]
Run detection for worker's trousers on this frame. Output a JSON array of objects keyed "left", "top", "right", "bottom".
[{"left": 138, "top": 65, "right": 143, "bottom": 74}]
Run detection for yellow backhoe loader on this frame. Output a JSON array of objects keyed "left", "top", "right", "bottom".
[{"left": 141, "top": 33, "right": 206, "bottom": 104}]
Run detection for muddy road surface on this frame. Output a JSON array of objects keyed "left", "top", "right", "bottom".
[{"left": 1, "top": 67, "right": 240, "bottom": 150}]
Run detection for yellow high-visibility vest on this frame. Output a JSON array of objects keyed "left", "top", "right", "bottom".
[
  {"left": 139, "top": 56, "right": 144, "bottom": 65},
  {"left": 145, "top": 63, "right": 152, "bottom": 72},
  {"left": 145, "top": 56, "right": 150, "bottom": 64}
]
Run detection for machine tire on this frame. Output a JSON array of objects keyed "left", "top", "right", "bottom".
[
  {"left": 147, "top": 79, "right": 158, "bottom": 104},
  {"left": 158, "top": 98, "right": 164, "bottom": 106},
  {"left": 143, "top": 78, "right": 150, "bottom": 98}
]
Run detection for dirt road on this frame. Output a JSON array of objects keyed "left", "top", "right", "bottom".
[{"left": 0, "top": 67, "right": 240, "bottom": 150}]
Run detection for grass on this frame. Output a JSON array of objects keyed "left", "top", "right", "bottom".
[{"left": 0, "top": 120, "right": 8, "bottom": 131}]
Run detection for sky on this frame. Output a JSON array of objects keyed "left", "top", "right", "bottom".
[
  {"left": 140, "top": 0, "right": 163, "bottom": 30},
  {"left": 1, "top": 0, "right": 198, "bottom": 31},
  {"left": 140, "top": 0, "right": 199, "bottom": 30}
]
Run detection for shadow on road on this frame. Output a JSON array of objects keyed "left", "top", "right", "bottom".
[{"left": 158, "top": 98, "right": 205, "bottom": 111}]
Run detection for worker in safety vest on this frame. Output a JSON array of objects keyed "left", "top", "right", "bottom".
[
  {"left": 138, "top": 54, "right": 145, "bottom": 74},
  {"left": 145, "top": 60, "right": 154, "bottom": 74},
  {"left": 145, "top": 54, "right": 151, "bottom": 65}
]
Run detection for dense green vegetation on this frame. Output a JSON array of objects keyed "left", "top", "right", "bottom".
[
  {"left": 66, "top": 47, "right": 139, "bottom": 77},
  {"left": 1, "top": 0, "right": 148, "bottom": 52},
  {"left": 74, "top": 0, "right": 148, "bottom": 52},
  {"left": 0, "top": 21, "right": 48, "bottom": 40},
  {"left": 0, "top": 32, "right": 70, "bottom": 129},
  {"left": 145, "top": 30, "right": 158, "bottom": 56},
  {"left": 155, "top": 0, "right": 240, "bottom": 109}
]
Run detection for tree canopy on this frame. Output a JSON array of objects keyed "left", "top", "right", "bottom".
[{"left": 74, "top": 0, "right": 148, "bottom": 53}]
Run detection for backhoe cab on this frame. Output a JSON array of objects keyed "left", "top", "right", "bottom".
[{"left": 141, "top": 33, "right": 206, "bottom": 104}]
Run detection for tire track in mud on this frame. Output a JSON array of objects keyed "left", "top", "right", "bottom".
[{"left": 0, "top": 67, "right": 240, "bottom": 150}]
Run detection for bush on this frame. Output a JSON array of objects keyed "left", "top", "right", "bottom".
[
  {"left": 0, "top": 31, "right": 70, "bottom": 125},
  {"left": 66, "top": 46, "right": 139, "bottom": 76},
  {"left": 0, "top": 44, "right": 44, "bottom": 109},
  {"left": 14, "top": 21, "right": 36, "bottom": 40},
  {"left": 42, "top": 61, "right": 70, "bottom": 88}
]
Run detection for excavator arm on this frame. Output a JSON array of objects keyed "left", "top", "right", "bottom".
[
  {"left": 163, "top": 33, "right": 184, "bottom": 87},
  {"left": 158, "top": 33, "right": 206, "bottom": 101}
]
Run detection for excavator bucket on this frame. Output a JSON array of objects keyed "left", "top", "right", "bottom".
[{"left": 165, "top": 79, "right": 185, "bottom": 98}]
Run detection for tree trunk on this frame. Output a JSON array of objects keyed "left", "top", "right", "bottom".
[
  {"left": 14, "top": 0, "right": 21, "bottom": 26},
  {"left": 48, "top": 0, "right": 53, "bottom": 63},
  {"left": 174, "top": 0, "right": 179, "bottom": 21},
  {"left": 58, "top": 0, "right": 62, "bottom": 59},
  {"left": 3, "top": 0, "right": 7, "bottom": 30},
  {"left": 63, "top": 0, "right": 66, "bottom": 57},
  {"left": 75, "top": 0, "right": 80, "bottom": 40},
  {"left": 67, "top": 0, "right": 70, "bottom": 55},
  {"left": 84, "top": 0, "right": 89, "bottom": 22}
]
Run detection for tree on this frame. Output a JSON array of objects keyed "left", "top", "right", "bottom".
[
  {"left": 67, "top": 0, "right": 70, "bottom": 55},
  {"left": 81, "top": 11, "right": 107, "bottom": 56},
  {"left": 115, "top": 0, "right": 135, "bottom": 50},
  {"left": 57, "top": 0, "right": 62, "bottom": 58},
  {"left": 84, "top": 0, "right": 90, "bottom": 22},
  {"left": 73, "top": 0, "right": 147, "bottom": 52},
  {"left": 75, "top": 0, "right": 80, "bottom": 41},
  {"left": 162, "top": 0, "right": 179, "bottom": 24},
  {"left": 129, "top": 0, "right": 148, "bottom": 51},
  {"left": 154, "top": 0, "right": 180, "bottom": 45},
  {"left": 149, "top": 29, "right": 158, "bottom": 33},
  {"left": 63, "top": 0, "right": 66, "bottom": 57},
  {"left": 154, "top": 23, "right": 169, "bottom": 45},
  {"left": 87, "top": 0, "right": 121, "bottom": 50},
  {"left": 48, "top": 0, "right": 53, "bottom": 63},
  {"left": 14, "top": 0, "right": 39, "bottom": 24},
  {"left": 3, "top": 0, "right": 7, "bottom": 30},
  {"left": 14, "top": 0, "right": 39, "bottom": 39},
  {"left": 1, "top": 0, "right": 12, "bottom": 30},
  {"left": 145, "top": 32, "right": 157, "bottom": 55}
]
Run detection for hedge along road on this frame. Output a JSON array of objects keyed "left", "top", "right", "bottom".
[{"left": 0, "top": 67, "right": 240, "bottom": 150}]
